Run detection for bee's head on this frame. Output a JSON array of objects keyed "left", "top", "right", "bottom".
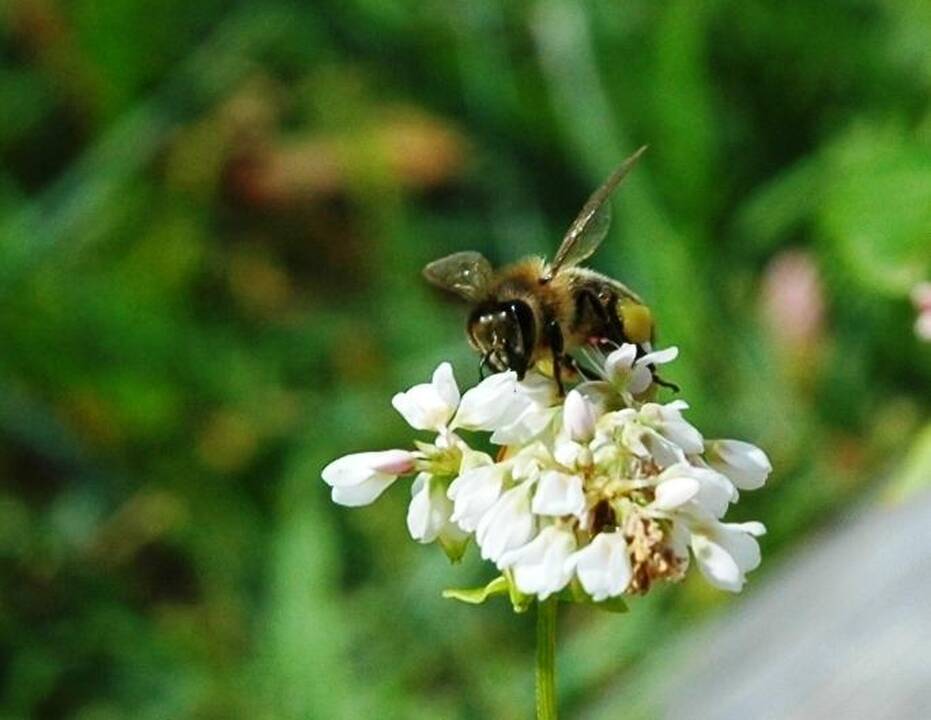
[{"left": 467, "top": 300, "right": 536, "bottom": 379}]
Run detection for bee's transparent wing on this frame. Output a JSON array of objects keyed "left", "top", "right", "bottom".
[
  {"left": 423, "top": 251, "right": 494, "bottom": 301},
  {"left": 545, "top": 146, "right": 647, "bottom": 281}
]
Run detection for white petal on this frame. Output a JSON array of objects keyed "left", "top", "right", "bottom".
[
  {"left": 392, "top": 372, "right": 457, "bottom": 431},
  {"left": 508, "top": 442, "right": 550, "bottom": 480},
  {"left": 517, "top": 371, "right": 560, "bottom": 405},
  {"left": 690, "top": 466, "right": 737, "bottom": 517},
  {"left": 652, "top": 476, "right": 701, "bottom": 510},
  {"left": 597, "top": 408, "right": 637, "bottom": 435},
  {"left": 458, "top": 447, "right": 495, "bottom": 473},
  {"left": 531, "top": 470, "right": 586, "bottom": 517},
  {"left": 707, "top": 439, "right": 772, "bottom": 490},
  {"left": 636, "top": 346, "right": 679, "bottom": 368},
  {"left": 553, "top": 440, "right": 585, "bottom": 468},
  {"left": 604, "top": 344, "right": 637, "bottom": 381},
  {"left": 621, "top": 423, "right": 651, "bottom": 458},
  {"left": 641, "top": 402, "right": 703, "bottom": 454},
  {"left": 407, "top": 474, "right": 453, "bottom": 543},
  {"left": 500, "top": 526, "right": 576, "bottom": 600},
  {"left": 733, "top": 520, "right": 767, "bottom": 537},
  {"left": 641, "top": 429, "right": 687, "bottom": 468},
  {"left": 717, "top": 522, "right": 763, "bottom": 572},
  {"left": 453, "top": 371, "right": 521, "bottom": 431},
  {"left": 367, "top": 449, "right": 416, "bottom": 475},
  {"left": 448, "top": 464, "right": 505, "bottom": 532},
  {"left": 322, "top": 450, "right": 411, "bottom": 506},
  {"left": 627, "top": 365, "right": 654, "bottom": 395},
  {"left": 432, "top": 362, "right": 461, "bottom": 411},
  {"left": 491, "top": 405, "right": 558, "bottom": 445},
  {"left": 330, "top": 472, "right": 396, "bottom": 506},
  {"left": 661, "top": 418, "right": 704, "bottom": 455},
  {"left": 691, "top": 532, "right": 743, "bottom": 592},
  {"left": 566, "top": 532, "right": 631, "bottom": 601},
  {"left": 563, "top": 390, "right": 598, "bottom": 442},
  {"left": 475, "top": 481, "right": 536, "bottom": 564},
  {"left": 321, "top": 453, "right": 366, "bottom": 488},
  {"left": 690, "top": 521, "right": 763, "bottom": 592}
]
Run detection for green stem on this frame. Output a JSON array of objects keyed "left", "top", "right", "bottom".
[{"left": 535, "top": 597, "right": 558, "bottom": 720}]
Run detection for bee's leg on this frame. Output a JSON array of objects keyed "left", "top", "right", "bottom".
[
  {"left": 599, "top": 291, "right": 627, "bottom": 344},
  {"left": 545, "top": 319, "right": 566, "bottom": 397},
  {"left": 563, "top": 354, "right": 599, "bottom": 381},
  {"left": 652, "top": 372, "right": 680, "bottom": 393},
  {"left": 478, "top": 351, "right": 493, "bottom": 380},
  {"left": 578, "top": 289, "right": 625, "bottom": 344}
]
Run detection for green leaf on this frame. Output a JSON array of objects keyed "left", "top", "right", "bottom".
[
  {"left": 442, "top": 575, "right": 509, "bottom": 605},
  {"left": 503, "top": 569, "right": 533, "bottom": 613}
]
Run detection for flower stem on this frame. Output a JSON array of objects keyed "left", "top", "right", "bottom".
[{"left": 535, "top": 597, "right": 558, "bottom": 720}]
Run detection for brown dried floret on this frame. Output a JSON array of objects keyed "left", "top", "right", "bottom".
[{"left": 624, "top": 515, "right": 686, "bottom": 595}]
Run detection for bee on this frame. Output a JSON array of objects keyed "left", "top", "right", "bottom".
[{"left": 424, "top": 146, "right": 669, "bottom": 395}]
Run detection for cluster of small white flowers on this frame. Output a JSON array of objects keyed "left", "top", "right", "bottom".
[{"left": 322, "top": 345, "right": 772, "bottom": 604}]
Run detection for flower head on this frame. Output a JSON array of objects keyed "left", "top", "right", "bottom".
[{"left": 322, "top": 344, "right": 771, "bottom": 606}]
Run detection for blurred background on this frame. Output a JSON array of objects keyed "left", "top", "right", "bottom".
[{"left": 1, "top": 1, "right": 930, "bottom": 718}]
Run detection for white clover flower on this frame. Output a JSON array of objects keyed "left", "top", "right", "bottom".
[
  {"left": 602, "top": 343, "right": 678, "bottom": 395},
  {"left": 476, "top": 481, "right": 537, "bottom": 564},
  {"left": 565, "top": 531, "right": 632, "bottom": 601},
  {"left": 706, "top": 439, "right": 773, "bottom": 490},
  {"left": 322, "top": 450, "right": 415, "bottom": 507},
  {"left": 602, "top": 408, "right": 686, "bottom": 468},
  {"left": 688, "top": 519, "right": 766, "bottom": 593},
  {"left": 500, "top": 525, "right": 577, "bottom": 600},
  {"left": 453, "top": 371, "right": 522, "bottom": 431},
  {"left": 448, "top": 457, "right": 506, "bottom": 532},
  {"left": 489, "top": 372, "right": 561, "bottom": 445},
  {"left": 392, "top": 362, "right": 460, "bottom": 432},
  {"left": 408, "top": 473, "right": 456, "bottom": 543},
  {"left": 638, "top": 400, "right": 704, "bottom": 455},
  {"left": 531, "top": 470, "right": 586, "bottom": 517},
  {"left": 652, "top": 463, "right": 736, "bottom": 519},
  {"left": 322, "top": 345, "right": 771, "bottom": 606},
  {"left": 563, "top": 389, "right": 598, "bottom": 443}
]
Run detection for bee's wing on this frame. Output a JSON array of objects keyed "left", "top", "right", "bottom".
[
  {"left": 423, "top": 251, "right": 494, "bottom": 301},
  {"left": 545, "top": 146, "right": 647, "bottom": 281}
]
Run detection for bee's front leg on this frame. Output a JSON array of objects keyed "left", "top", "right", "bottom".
[
  {"left": 545, "top": 319, "right": 566, "bottom": 397},
  {"left": 478, "top": 351, "right": 493, "bottom": 381}
]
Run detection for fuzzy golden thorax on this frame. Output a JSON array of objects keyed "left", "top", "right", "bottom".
[{"left": 472, "top": 256, "right": 653, "bottom": 371}]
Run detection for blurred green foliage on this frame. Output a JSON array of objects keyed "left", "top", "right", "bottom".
[{"left": 0, "top": 1, "right": 929, "bottom": 718}]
